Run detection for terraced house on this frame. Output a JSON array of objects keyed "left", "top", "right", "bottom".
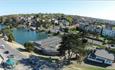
[{"left": 77, "top": 22, "right": 115, "bottom": 38}]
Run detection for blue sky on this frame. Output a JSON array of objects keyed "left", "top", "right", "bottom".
[{"left": 0, "top": 0, "right": 115, "bottom": 20}]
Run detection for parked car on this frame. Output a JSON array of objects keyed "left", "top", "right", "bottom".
[
  {"left": 107, "top": 44, "right": 115, "bottom": 49},
  {"left": 0, "top": 44, "right": 5, "bottom": 49},
  {"left": 4, "top": 51, "right": 9, "bottom": 54}
]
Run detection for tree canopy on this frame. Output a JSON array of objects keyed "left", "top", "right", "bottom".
[
  {"left": 1, "top": 27, "right": 15, "bottom": 42},
  {"left": 24, "top": 42, "right": 34, "bottom": 52},
  {"left": 58, "top": 33, "right": 88, "bottom": 63}
]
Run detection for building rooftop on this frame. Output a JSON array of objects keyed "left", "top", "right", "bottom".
[
  {"left": 34, "top": 36, "right": 61, "bottom": 51},
  {"left": 95, "top": 49, "right": 114, "bottom": 61}
]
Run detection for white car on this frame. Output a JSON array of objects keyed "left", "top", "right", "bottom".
[{"left": 0, "top": 45, "right": 5, "bottom": 49}]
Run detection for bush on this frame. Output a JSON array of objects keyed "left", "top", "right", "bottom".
[
  {"left": 53, "top": 31, "right": 60, "bottom": 36},
  {"left": 2, "top": 27, "right": 15, "bottom": 42},
  {"left": 47, "top": 30, "right": 51, "bottom": 34},
  {"left": 24, "top": 42, "right": 34, "bottom": 52},
  {"left": 8, "top": 34, "right": 15, "bottom": 42}
]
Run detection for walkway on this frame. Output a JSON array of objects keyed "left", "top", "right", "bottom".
[{"left": 0, "top": 39, "right": 27, "bottom": 60}]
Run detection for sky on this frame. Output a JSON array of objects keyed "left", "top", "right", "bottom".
[{"left": 0, "top": 0, "right": 115, "bottom": 20}]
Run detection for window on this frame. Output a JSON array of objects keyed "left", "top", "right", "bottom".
[
  {"left": 89, "top": 53, "right": 96, "bottom": 59},
  {"left": 96, "top": 58, "right": 104, "bottom": 62},
  {"left": 105, "top": 59, "right": 112, "bottom": 64}
]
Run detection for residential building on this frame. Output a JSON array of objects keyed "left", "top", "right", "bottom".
[
  {"left": 102, "top": 29, "right": 115, "bottom": 38},
  {"left": 87, "top": 49, "right": 114, "bottom": 65},
  {"left": 33, "top": 36, "right": 61, "bottom": 56},
  {"left": 78, "top": 23, "right": 115, "bottom": 38}
]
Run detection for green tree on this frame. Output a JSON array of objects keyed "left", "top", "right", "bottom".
[
  {"left": 24, "top": 42, "right": 34, "bottom": 52},
  {"left": 7, "top": 33, "right": 15, "bottom": 42},
  {"left": 58, "top": 33, "right": 87, "bottom": 64},
  {"left": 2, "top": 27, "right": 15, "bottom": 42},
  {"left": 66, "top": 16, "right": 73, "bottom": 25}
]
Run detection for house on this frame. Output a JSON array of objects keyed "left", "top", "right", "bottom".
[
  {"left": 102, "top": 29, "right": 115, "bottom": 38},
  {"left": 78, "top": 23, "right": 115, "bottom": 38},
  {"left": 33, "top": 36, "right": 61, "bottom": 56},
  {"left": 30, "top": 26, "right": 36, "bottom": 31},
  {"left": 87, "top": 49, "right": 114, "bottom": 65}
]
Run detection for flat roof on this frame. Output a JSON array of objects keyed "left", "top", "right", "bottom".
[
  {"left": 95, "top": 49, "right": 114, "bottom": 61},
  {"left": 34, "top": 36, "right": 61, "bottom": 50}
]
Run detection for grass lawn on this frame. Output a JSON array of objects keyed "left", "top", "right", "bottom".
[
  {"left": 112, "top": 26, "right": 115, "bottom": 30},
  {"left": 69, "top": 29, "right": 79, "bottom": 34},
  {"left": 64, "top": 64, "right": 115, "bottom": 70},
  {"left": 81, "top": 66, "right": 112, "bottom": 70},
  {"left": 95, "top": 45, "right": 105, "bottom": 48},
  {"left": 81, "top": 67, "right": 112, "bottom": 70}
]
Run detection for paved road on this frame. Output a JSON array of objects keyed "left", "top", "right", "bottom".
[
  {"left": 86, "top": 38, "right": 103, "bottom": 45},
  {"left": 0, "top": 39, "right": 27, "bottom": 60}
]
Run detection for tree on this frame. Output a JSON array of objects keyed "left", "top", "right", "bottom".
[
  {"left": 58, "top": 33, "right": 87, "bottom": 64},
  {"left": 66, "top": 16, "right": 73, "bottom": 25},
  {"left": 1, "top": 27, "right": 15, "bottom": 42},
  {"left": 0, "top": 17, "right": 2, "bottom": 23},
  {"left": 24, "top": 42, "right": 34, "bottom": 52},
  {"left": 7, "top": 33, "right": 15, "bottom": 42},
  {"left": 63, "top": 27, "right": 69, "bottom": 33}
]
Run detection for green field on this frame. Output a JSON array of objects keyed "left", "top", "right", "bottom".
[{"left": 64, "top": 64, "right": 115, "bottom": 70}]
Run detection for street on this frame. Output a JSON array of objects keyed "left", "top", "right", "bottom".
[
  {"left": 0, "top": 39, "right": 32, "bottom": 70},
  {"left": 0, "top": 39, "right": 27, "bottom": 60}
]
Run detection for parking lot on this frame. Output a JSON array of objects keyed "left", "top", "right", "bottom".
[{"left": 0, "top": 39, "right": 30, "bottom": 70}]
